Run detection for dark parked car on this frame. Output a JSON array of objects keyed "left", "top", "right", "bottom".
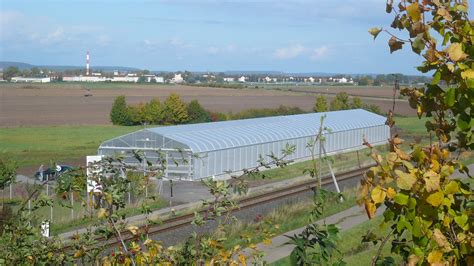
[{"left": 35, "top": 165, "right": 73, "bottom": 181}]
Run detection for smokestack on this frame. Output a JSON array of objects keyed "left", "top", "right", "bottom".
[{"left": 86, "top": 51, "right": 90, "bottom": 75}]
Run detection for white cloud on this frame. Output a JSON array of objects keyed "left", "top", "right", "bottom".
[
  {"left": 206, "top": 44, "right": 237, "bottom": 54},
  {"left": 168, "top": 37, "right": 192, "bottom": 49},
  {"left": 0, "top": 10, "right": 109, "bottom": 50},
  {"left": 273, "top": 44, "right": 305, "bottom": 59},
  {"left": 310, "top": 46, "right": 329, "bottom": 60}
]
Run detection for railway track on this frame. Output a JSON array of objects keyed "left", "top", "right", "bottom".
[{"left": 65, "top": 165, "right": 372, "bottom": 250}]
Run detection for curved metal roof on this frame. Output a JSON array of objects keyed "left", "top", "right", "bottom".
[{"left": 144, "top": 109, "right": 387, "bottom": 153}]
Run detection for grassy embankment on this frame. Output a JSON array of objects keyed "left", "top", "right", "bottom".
[{"left": 270, "top": 216, "right": 402, "bottom": 266}]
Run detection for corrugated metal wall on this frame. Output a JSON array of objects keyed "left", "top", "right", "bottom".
[{"left": 193, "top": 124, "right": 389, "bottom": 179}]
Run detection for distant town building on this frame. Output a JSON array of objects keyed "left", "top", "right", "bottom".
[
  {"left": 223, "top": 77, "right": 235, "bottom": 82},
  {"left": 171, "top": 73, "right": 184, "bottom": 83},
  {"left": 11, "top": 77, "right": 51, "bottom": 83},
  {"left": 238, "top": 76, "right": 247, "bottom": 83},
  {"left": 328, "top": 77, "right": 354, "bottom": 84}
]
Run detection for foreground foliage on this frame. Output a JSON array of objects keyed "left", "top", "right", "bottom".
[{"left": 361, "top": 1, "right": 473, "bottom": 265}]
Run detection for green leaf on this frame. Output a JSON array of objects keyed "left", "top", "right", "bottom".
[
  {"left": 395, "top": 170, "right": 417, "bottom": 190},
  {"left": 444, "top": 87, "right": 455, "bottom": 107},
  {"left": 394, "top": 192, "right": 409, "bottom": 205},
  {"left": 426, "top": 191, "right": 444, "bottom": 207},
  {"left": 432, "top": 71, "right": 441, "bottom": 85},
  {"left": 368, "top": 27, "right": 382, "bottom": 40},
  {"left": 388, "top": 37, "right": 404, "bottom": 53},
  {"left": 457, "top": 113, "right": 471, "bottom": 131},
  {"left": 454, "top": 214, "right": 468, "bottom": 229},
  {"left": 411, "top": 35, "right": 425, "bottom": 54},
  {"left": 412, "top": 218, "right": 422, "bottom": 237}
]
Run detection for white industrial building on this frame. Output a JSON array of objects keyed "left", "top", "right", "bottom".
[
  {"left": 98, "top": 109, "right": 389, "bottom": 181},
  {"left": 110, "top": 75, "right": 139, "bottom": 83},
  {"left": 11, "top": 77, "right": 51, "bottom": 83},
  {"left": 63, "top": 76, "right": 107, "bottom": 82}
]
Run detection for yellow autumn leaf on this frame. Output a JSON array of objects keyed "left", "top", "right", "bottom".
[
  {"left": 364, "top": 200, "right": 377, "bottom": 219},
  {"left": 446, "top": 43, "right": 467, "bottom": 62},
  {"left": 249, "top": 243, "right": 257, "bottom": 249},
  {"left": 395, "top": 170, "right": 417, "bottom": 190},
  {"left": 105, "top": 192, "right": 113, "bottom": 204},
  {"left": 97, "top": 208, "right": 108, "bottom": 219},
  {"left": 461, "top": 69, "right": 474, "bottom": 80},
  {"left": 424, "top": 170, "right": 440, "bottom": 192},
  {"left": 437, "top": 8, "right": 452, "bottom": 21},
  {"left": 407, "top": 254, "right": 420, "bottom": 266},
  {"left": 444, "top": 180, "right": 459, "bottom": 194},
  {"left": 127, "top": 225, "right": 139, "bottom": 235},
  {"left": 426, "top": 191, "right": 444, "bottom": 207},
  {"left": 432, "top": 229, "right": 452, "bottom": 252},
  {"left": 129, "top": 241, "right": 140, "bottom": 252},
  {"left": 143, "top": 238, "right": 153, "bottom": 245},
  {"left": 73, "top": 249, "right": 84, "bottom": 258},
  {"left": 371, "top": 186, "right": 386, "bottom": 204},
  {"left": 263, "top": 238, "right": 272, "bottom": 245},
  {"left": 427, "top": 250, "right": 443, "bottom": 264},
  {"left": 386, "top": 187, "right": 396, "bottom": 199},
  {"left": 407, "top": 2, "right": 421, "bottom": 22},
  {"left": 238, "top": 254, "right": 247, "bottom": 265}
]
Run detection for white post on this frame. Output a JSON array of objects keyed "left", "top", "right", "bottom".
[
  {"left": 9, "top": 183, "right": 12, "bottom": 200},
  {"left": 321, "top": 144, "right": 343, "bottom": 202},
  {"left": 41, "top": 221, "right": 50, "bottom": 238},
  {"left": 143, "top": 160, "right": 148, "bottom": 198},
  {"left": 70, "top": 191, "right": 74, "bottom": 220},
  {"left": 128, "top": 183, "right": 131, "bottom": 205},
  {"left": 188, "top": 153, "right": 192, "bottom": 180}
]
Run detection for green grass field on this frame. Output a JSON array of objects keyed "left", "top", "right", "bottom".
[
  {"left": 0, "top": 116, "right": 442, "bottom": 170},
  {"left": 0, "top": 125, "right": 142, "bottom": 168}
]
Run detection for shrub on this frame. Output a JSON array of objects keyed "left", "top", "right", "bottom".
[
  {"left": 230, "top": 105, "right": 305, "bottom": 120},
  {"left": 330, "top": 92, "right": 350, "bottom": 111},
  {"left": 209, "top": 112, "right": 228, "bottom": 122},
  {"left": 314, "top": 95, "right": 328, "bottom": 112},
  {"left": 187, "top": 100, "right": 211, "bottom": 124},
  {"left": 363, "top": 104, "right": 381, "bottom": 115},
  {"left": 128, "top": 103, "right": 146, "bottom": 125},
  {"left": 144, "top": 98, "right": 163, "bottom": 124},
  {"left": 110, "top": 95, "right": 131, "bottom": 125},
  {"left": 163, "top": 93, "right": 188, "bottom": 124},
  {"left": 351, "top": 96, "right": 363, "bottom": 109}
]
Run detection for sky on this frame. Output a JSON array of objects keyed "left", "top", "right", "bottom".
[{"left": 1, "top": 0, "right": 469, "bottom": 74}]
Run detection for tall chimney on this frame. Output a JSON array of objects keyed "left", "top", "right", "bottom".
[{"left": 86, "top": 51, "right": 90, "bottom": 75}]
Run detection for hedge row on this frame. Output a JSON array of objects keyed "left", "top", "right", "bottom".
[{"left": 110, "top": 95, "right": 305, "bottom": 126}]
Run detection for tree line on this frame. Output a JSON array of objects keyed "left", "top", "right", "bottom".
[
  {"left": 110, "top": 94, "right": 308, "bottom": 126},
  {"left": 313, "top": 92, "right": 381, "bottom": 114},
  {"left": 110, "top": 92, "right": 382, "bottom": 126}
]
